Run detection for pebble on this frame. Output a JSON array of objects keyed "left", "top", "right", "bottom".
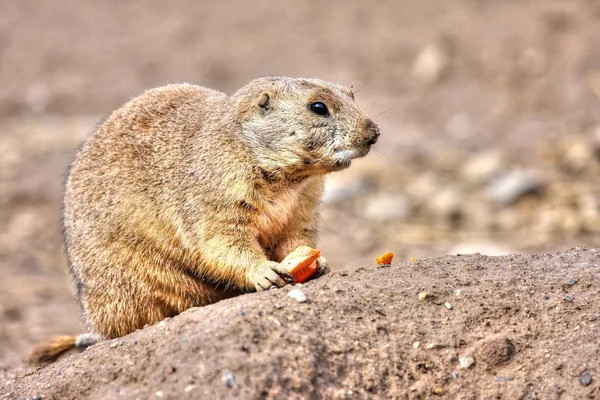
[
  {"left": 459, "top": 355, "right": 475, "bottom": 369},
  {"left": 426, "top": 343, "right": 446, "bottom": 350},
  {"left": 449, "top": 241, "right": 516, "bottom": 256},
  {"left": 222, "top": 370, "right": 235, "bottom": 388},
  {"left": 184, "top": 385, "right": 197, "bottom": 393},
  {"left": 25, "top": 396, "right": 42, "bottom": 400},
  {"left": 580, "top": 371, "right": 593, "bottom": 386},
  {"left": 413, "top": 341, "right": 421, "bottom": 349},
  {"left": 543, "top": 295, "right": 549, "bottom": 300},
  {"left": 418, "top": 292, "right": 429, "bottom": 301},
  {"left": 411, "top": 43, "right": 449, "bottom": 84},
  {"left": 494, "top": 376, "right": 514, "bottom": 383},
  {"left": 155, "top": 391, "right": 164, "bottom": 397},
  {"left": 364, "top": 192, "right": 412, "bottom": 222},
  {"left": 429, "top": 187, "right": 461, "bottom": 221},
  {"left": 274, "top": 303, "right": 283, "bottom": 309},
  {"left": 451, "top": 371, "right": 459, "bottom": 379},
  {"left": 485, "top": 169, "right": 544, "bottom": 206},
  {"left": 236, "top": 310, "right": 245, "bottom": 316},
  {"left": 322, "top": 175, "right": 369, "bottom": 204},
  {"left": 109, "top": 340, "right": 123, "bottom": 348},
  {"left": 288, "top": 289, "right": 307, "bottom": 303},
  {"left": 461, "top": 150, "right": 504, "bottom": 184},
  {"left": 567, "top": 278, "right": 577, "bottom": 286},
  {"left": 444, "top": 302, "right": 453, "bottom": 310},
  {"left": 565, "top": 295, "right": 574, "bottom": 302},
  {"left": 374, "top": 306, "right": 386, "bottom": 316}
]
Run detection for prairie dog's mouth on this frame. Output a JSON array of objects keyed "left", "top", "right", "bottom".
[{"left": 330, "top": 149, "right": 366, "bottom": 170}]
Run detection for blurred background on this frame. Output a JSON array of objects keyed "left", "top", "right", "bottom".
[{"left": 1, "top": 0, "right": 600, "bottom": 370}]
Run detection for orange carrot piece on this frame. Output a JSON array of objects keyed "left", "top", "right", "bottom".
[
  {"left": 376, "top": 252, "right": 394, "bottom": 266},
  {"left": 281, "top": 246, "right": 321, "bottom": 283}
]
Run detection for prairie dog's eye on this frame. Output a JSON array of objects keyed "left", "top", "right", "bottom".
[{"left": 309, "top": 102, "right": 329, "bottom": 116}]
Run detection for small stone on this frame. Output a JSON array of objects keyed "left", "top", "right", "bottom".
[
  {"left": 449, "top": 241, "right": 516, "bottom": 256},
  {"left": 485, "top": 169, "right": 544, "bottom": 206},
  {"left": 222, "top": 369, "right": 235, "bottom": 388},
  {"left": 494, "top": 376, "right": 514, "bottom": 383},
  {"left": 109, "top": 340, "right": 123, "bottom": 348},
  {"left": 236, "top": 310, "right": 245, "bottom": 316},
  {"left": 459, "top": 355, "right": 475, "bottom": 369},
  {"left": 418, "top": 292, "right": 429, "bottom": 301},
  {"left": 454, "top": 289, "right": 462, "bottom": 296},
  {"left": 565, "top": 295, "right": 574, "bottom": 302},
  {"left": 451, "top": 371, "right": 459, "bottom": 379},
  {"left": 411, "top": 43, "right": 449, "bottom": 84},
  {"left": 374, "top": 307, "right": 386, "bottom": 316},
  {"left": 25, "top": 396, "right": 42, "bottom": 400},
  {"left": 426, "top": 343, "right": 446, "bottom": 350},
  {"left": 288, "top": 289, "right": 307, "bottom": 303},
  {"left": 461, "top": 150, "right": 504, "bottom": 184},
  {"left": 580, "top": 371, "right": 593, "bottom": 386},
  {"left": 274, "top": 303, "right": 283, "bottom": 309},
  {"left": 322, "top": 176, "right": 369, "bottom": 204},
  {"left": 413, "top": 341, "right": 421, "bottom": 349},
  {"left": 184, "top": 385, "right": 197, "bottom": 393},
  {"left": 432, "top": 387, "right": 444, "bottom": 395},
  {"left": 567, "top": 278, "right": 577, "bottom": 286},
  {"left": 444, "top": 302, "right": 453, "bottom": 310},
  {"left": 364, "top": 192, "right": 412, "bottom": 222},
  {"left": 543, "top": 295, "right": 550, "bottom": 300},
  {"left": 158, "top": 320, "right": 167, "bottom": 328},
  {"left": 155, "top": 391, "right": 164, "bottom": 397}
]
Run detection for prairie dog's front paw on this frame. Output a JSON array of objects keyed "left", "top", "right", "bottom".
[
  {"left": 315, "top": 256, "right": 330, "bottom": 278},
  {"left": 248, "top": 261, "right": 294, "bottom": 291}
]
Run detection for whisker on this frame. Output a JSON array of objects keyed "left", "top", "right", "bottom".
[{"left": 371, "top": 108, "right": 393, "bottom": 119}]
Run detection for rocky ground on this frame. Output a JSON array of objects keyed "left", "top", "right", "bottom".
[{"left": 1, "top": 0, "right": 600, "bottom": 398}]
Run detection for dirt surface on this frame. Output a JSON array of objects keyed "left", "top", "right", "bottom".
[
  {"left": 1, "top": 249, "right": 599, "bottom": 399},
  {"left": 2, "top": 0, "right": 600, "bottom": 398}
]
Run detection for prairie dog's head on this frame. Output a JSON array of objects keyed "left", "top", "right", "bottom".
[{"left": 234, "top": 76, "right": 380, "bottom": 178}]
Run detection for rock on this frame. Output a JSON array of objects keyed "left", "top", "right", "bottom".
[
  {"left": 459, "top": 355, "right": 475, "bottom": 369},
  {"left": 445, "top": 113, "right": 473, "bottom": 140},
  {"left": 485, "top": 169, "right": 544, "bottom": 206},
  {"left": 564, "top": 295, "right": 574, "bottom": 302},
  {"left": 322, "top": 174, "right": 369, "bottom": 204},
  {"left": 580, "top": 370, "right": 593, "bottom": 386},
  {"left": 288, "top": 289, "right": 307, "bottom": 303},
  {"left": 364, "top": 192, "right": 412, "bottom": 222},
  {"left": 461, "top": 150, "right": 504, "bottom": 184},
  {"left": 221, "top": 370, "right": 235, "bottom": 388},
  {"left": 374, "top": 307, "right": 386, "bottom": 316},
  {"left": 411, "top": 43, "right": 449, "bottom": 84},
  {"left": 413, "top": 341, "right": 421, "bottom": 349},
  {"left": 429, "top": 187, "right": 461, "bottom": 222},
  {"left": 476, "top": 335, "right": 516, "bottom": 368},
  {"left": 418, "top": 292, "right": 429, "bottom": 301},
  {"left": 448, "top": 241, "right": 517, "bottom": 256},
  {"left": 444, "top": 302, "right": 453, "bottom": 310}
]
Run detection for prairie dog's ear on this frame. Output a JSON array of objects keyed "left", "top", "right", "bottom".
[{"left": 257, "top": 92, "right": 271, "bottom": 114}]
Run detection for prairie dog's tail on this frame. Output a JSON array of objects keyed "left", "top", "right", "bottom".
[{"left": 28, "top": 333, "right": 100, "bottom": 365}]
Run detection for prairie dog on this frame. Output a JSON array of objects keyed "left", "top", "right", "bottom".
[{"left": 29, "top": 76, "right": 380, "bottom": 363}]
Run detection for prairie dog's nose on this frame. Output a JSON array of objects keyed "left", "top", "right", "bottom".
[{"left": 364, "top": 119, "right": 380, "bottom": 146}]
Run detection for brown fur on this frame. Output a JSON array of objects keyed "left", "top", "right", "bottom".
[{"left": 29, "top": 76, "right": 379, "bottom": 363}]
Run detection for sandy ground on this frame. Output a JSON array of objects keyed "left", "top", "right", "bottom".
[
  {"left": 1, "top": 0, "right": 600, "bottom": 398},
  {"left": 2, "top": 249, "right": 600, "bottom": 399}
]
